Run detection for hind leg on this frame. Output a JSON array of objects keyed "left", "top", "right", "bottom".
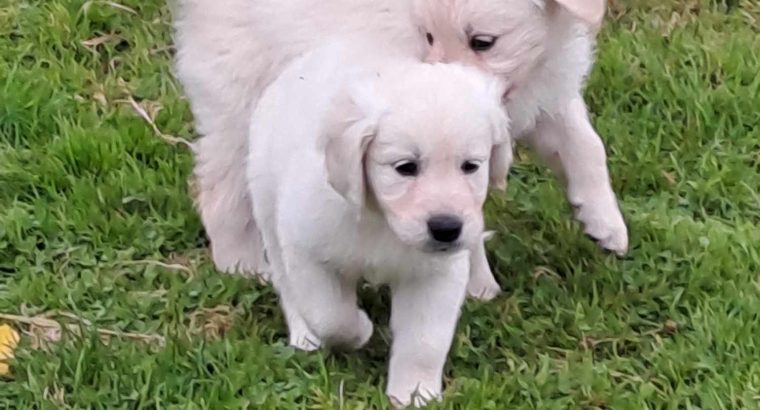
[
  {"left": 174, "top": 2, "right": 275, "bottom": 277},
  {"left": 194, "top": 128, "right": 268, "bottom": 277}
]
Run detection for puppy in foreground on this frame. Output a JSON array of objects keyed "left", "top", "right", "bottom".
[{"left": 247, "top": 38, "right": 512, "bottom": 407}]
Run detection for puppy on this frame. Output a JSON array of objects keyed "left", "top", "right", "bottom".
[
  {"left": 414, "top": 0, "right": 628, "bottom": 254},
  {"left": 247, "top": 38, "right": 512, "bottom": 407}
]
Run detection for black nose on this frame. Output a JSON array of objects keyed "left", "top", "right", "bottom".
[{"left": 427, "top": 215, "right": 463, "bottom": 243}]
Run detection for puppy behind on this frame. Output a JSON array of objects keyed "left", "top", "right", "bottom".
[
  {"left": 247, "top": 38, "right": 512, "bottom": 407},
  {"left": 414, "top": 0, "right": 628, "bottom": 254}
]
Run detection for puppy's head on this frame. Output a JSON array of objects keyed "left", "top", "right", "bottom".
[
  {"left": 324, "top": 64, "right": 511, "bottom": 253},
  {"left": 412, "top": 0, "right": 605, "bottom": 92}
]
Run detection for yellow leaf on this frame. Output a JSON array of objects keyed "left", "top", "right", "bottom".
[{"left": 0, "top": 324, "right": 20, "bottom": 376}]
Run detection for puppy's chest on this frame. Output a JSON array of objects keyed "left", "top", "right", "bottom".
[
  {"left": 506, "top": 92, "right": 543, "bottom": 139},
  {"left": 328, "top": 225, "right": 420, "bottom": 285}
]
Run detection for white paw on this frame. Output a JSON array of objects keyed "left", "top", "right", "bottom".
[
  {"left": 572, "top": 197, "right": 628, "bottom": 256},
  {"left": 466, "top": 275, "right": 501, "bottom": 301},
  {"left": 387, "top": 383, "right": 441, "bottom": 409},
  {"left": 467, "top": 231, "right": 501, "bottom": 301},
  {"left": 288, "top": 316, "right": 322, "bottom": 352},
  {"left": 285, "top": 303, "right": 321, "bottom": 351},
  {"left": 317, "top": 309, "right": 373, "bottom": 350},
  {"left": 212, "top": 244, "right": 268, "bottom": 274},
  {"left": 289, "top": 331, "right": 322, "bottom": 352},
  {"left": 346, "top": 310, "right": 374, "bottom": 350}
]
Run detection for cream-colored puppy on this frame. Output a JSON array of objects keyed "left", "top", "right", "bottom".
[
  {"left": 415, "top": 0, "right": 628, "bottom": 254},
  {"left": 247, "top": 38, "right": 512, "bottom": 407}
]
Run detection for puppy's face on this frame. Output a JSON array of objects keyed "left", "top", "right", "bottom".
[
  {"left": 366, "top": 111, "right": 493, "bottom": 252},
  {"left": 412, "top": 0, "right": 549, "bottom": 93},
  {"left": 325, "top": 64, "right": 511, "bottom": 253}
]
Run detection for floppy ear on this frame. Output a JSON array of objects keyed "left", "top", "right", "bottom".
[
  {"left": 325, "top": 120, "right": 375, "bottom": 207},
  {"left": 324, "top": 83, "right": 384, "bottom": 208},
  {"left": 552, "top": 0, "right": 606, "bottom": 26}
]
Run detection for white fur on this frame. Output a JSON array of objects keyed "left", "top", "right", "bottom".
[{"left": 247, "top": 39, "right": 511, "bottom": 406}]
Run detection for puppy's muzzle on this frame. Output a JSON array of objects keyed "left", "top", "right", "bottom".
[{"left": 427, "top": 214, "right": 463, "bottom": 244}]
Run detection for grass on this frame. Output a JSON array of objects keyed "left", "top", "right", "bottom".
[{"left": 1, "top": 0, "right": 759, "bottom": 408}]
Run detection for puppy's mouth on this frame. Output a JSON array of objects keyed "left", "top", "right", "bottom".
[{"left": 424, "top": 241, "right": 463, "bottom": 254}]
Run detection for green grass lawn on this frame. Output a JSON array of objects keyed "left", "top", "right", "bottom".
[{"left": 1, "top": 0, "right": 759, "bottom": 408}]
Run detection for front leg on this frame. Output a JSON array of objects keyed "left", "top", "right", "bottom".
[
  {"left": 386, "top": 255, "right": 468, "bottom": 408},
  {"left": 526, "top": 96, "right": 628, "bottom": 255},
  {"left": 279, "top": 255, "right": 373, "bottom": 350}
]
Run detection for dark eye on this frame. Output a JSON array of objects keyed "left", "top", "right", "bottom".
[
  {"left": 426, "top": 32, "right": 434, "bottom": 45},
  {"left": 469, "top": 35, "right": 497, "bottom": 51},
  {"left": 461, "top": 161, "right": 480, "bottom": 174},
  {"left": 395, "top": 161, "right": 419, "bottom": 177}
]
